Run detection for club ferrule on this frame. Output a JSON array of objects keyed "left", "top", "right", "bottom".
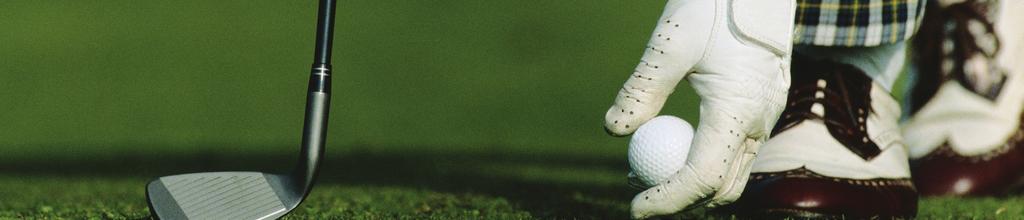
[{"left": 308, "top": 63, "right": 332, "bottom": 93}]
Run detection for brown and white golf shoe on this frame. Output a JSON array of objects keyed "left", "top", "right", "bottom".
[
  {"left": 726, "top": 55, "right": 918, "bottom": 219},
  {"left": 903, "top": 0, "right": 1024, "bottom": 196}
]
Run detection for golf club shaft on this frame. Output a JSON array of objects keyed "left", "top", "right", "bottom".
[
  {"left": 297, "top": 0, "right": 336, "bottom": 193},
  {"left": 313, "top": 0, "right": 336, "bottom": 66}
]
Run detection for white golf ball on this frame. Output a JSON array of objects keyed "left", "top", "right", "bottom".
[{"left": 628, "top": 115, "right": 694, "bottom": 188}]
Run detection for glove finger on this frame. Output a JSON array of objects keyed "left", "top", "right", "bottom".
[
  {"left": 603, "top": 63, "right": 689, "bottom": 136},
  {"left": 604, "top": 0, "right": 715, "bottom": 136}
]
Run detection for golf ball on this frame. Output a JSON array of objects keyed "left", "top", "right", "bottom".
[{"left": 628, "top": 115, "right": 694, "bottom": 188}]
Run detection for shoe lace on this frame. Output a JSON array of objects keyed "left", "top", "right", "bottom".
[
  {"left": 911, "top": 0, "right": 1005, "bottom": 113},
  {"left": 773, "top": 56, "right": 882, "bottom": 160}
]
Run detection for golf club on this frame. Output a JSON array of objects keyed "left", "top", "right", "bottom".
[{"left": 145, "top": 0, "right": 336, "bottom": 219}]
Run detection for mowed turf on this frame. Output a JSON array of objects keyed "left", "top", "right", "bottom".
[{"left": 2, "top": 149, "right": 1023, "bottom": 219}]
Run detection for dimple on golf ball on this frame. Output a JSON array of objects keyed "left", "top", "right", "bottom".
[{"left": 628, "top": 115, "right": 694, "bottom": 188}]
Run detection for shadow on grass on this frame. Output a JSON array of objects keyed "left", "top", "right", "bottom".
[{"left": 0, "top": 146, "right": 636, "bottom": 219}]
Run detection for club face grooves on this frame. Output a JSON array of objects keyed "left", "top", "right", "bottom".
[
  {"left": 147, "top": 172, "right": 292, "bottom": 220},
  {"left": 147, "top": 179, "right": 188, "bottom": 220}
]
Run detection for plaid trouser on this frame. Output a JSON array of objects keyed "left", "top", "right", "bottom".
[{"left": 794, "top": 0, "right": 926, "bottom": 47}]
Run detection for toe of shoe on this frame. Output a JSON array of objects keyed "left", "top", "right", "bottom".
[
  {"left": 912, "top": 143, "right": 1024, "bottom": 196},
  {"left": 726, "top": 167, "right": 918, "bottom": 219}
]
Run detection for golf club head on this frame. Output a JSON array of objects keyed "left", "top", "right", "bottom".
[{"left": 146, "top": 172, "right": 305, "bottom": 220}]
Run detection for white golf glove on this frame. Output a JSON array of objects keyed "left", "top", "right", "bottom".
[{"left": 604, "top": 0, "right": 795, "bottom": 218}]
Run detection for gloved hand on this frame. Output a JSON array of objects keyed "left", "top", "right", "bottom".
[{"left": 603, "top": 0, "right": 796, "bottom": 218}]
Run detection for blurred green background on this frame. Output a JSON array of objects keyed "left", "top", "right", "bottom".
[
  {"left": 0, "top": 1, "right": 713, "bottom": 218},
  {"left": 0, "top": 0, "right": 699, "bottom": 158}
]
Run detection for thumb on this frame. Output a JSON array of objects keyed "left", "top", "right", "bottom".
[
  {"left": 688, "top": 106, "right": 767, "bottom": 206},
  {"left": 683, "top": 65, "right": 787, "bottom": 205}
]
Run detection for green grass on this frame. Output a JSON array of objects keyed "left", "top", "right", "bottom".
[{"left": 2, "top": 149, "right": 1023, "bottom": 219}]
